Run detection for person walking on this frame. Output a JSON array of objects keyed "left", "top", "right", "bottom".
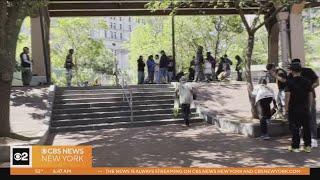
[
  {"left": 235, "top": 55, "right": 243, "bottom": 81},
  {"left": 285, "top": 62, "right": 313, "bottom": 153},
  {"left": 175, "top": 76, "right": 194, "bottom": 127},
  {"left": 146, "top": 55, "right": 156, "bottom": 84},
  {"left": 64, "top": 49, "right": 75, "bottom": 87},
  {"left": 252, "top": 78, "right": 276, "bottom": 140},
  {"left": 137, "top": 56, "right": 145, "bottom": 84},
  {"left": 20, "top": 47, "right": 32, "bottom": 86}
]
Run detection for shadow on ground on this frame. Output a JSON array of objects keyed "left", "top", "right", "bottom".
[{"left": 48, "top": 123, "right": 320, "bottom": 168}]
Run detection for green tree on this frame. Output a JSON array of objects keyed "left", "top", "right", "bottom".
[
  {"left": 0, "top": 0, "right": 47, "bottom": 136},
  {"left": 50, "top": 17, "right": 114, "bottom": 86}
]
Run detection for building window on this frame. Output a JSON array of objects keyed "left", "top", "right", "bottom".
[
  {"left": 120, "top": 33, "right": 123, "bottom": 40},
  {"left": 110, "top": 31, "right": 114, "bottom": 39},
  {"left": 119, "top": 17, "right": 122, "bottom": 21},
  {"left": 120, "top": 24, "right": 122, "bottom": 30},
  {"left": 114, "top": 32, "right": 117, "bottom": 39},
  {"left": 128, "top": 17, "right": 131, "bottom": 22},
  {"left": 113, "top": 23, "right": 116, "bottom": 29},
  {"left": 128, "top": 25, "right": 132, "bottom": 32},
  {"left": 110, "top": 22, "right": 113, "bottom": 29}
]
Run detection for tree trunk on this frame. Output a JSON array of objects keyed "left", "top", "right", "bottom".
[
  {"left": 245, "top": 33, "right": 259, "bottom": 119},
  {"left": 0, "top": 79, "right": 11, "bottom": 136},
  {"left": 0, "top": 15, "right": 24, "bottom": 136}
]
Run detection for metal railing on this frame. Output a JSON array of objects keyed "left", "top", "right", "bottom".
[{"left": 117, "top": 70, "right": 133, "bottom": 122}]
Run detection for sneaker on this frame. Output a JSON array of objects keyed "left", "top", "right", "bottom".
[
  {"left": 302, "top": 146, "right": 312, "bottom": 153},
  {"left": 259, "top": 135, "right": 271, "bottom": 140},
  {"left": 311, "top": 139, "right": 318, "bottom": 148},
  {"left": 266, "top": 119, "right": 271, "bottom": 124},
  {"left": 288, "top": 146, "right": 300, "bottom": 152}
]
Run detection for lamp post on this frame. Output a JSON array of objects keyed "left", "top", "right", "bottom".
[{"left": 112, "top": 43, "right": 119, "bottom": 85}]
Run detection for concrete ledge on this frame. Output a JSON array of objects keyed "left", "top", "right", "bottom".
[{"left": 195, "top": 103, "right": 290, "bottom": 137}]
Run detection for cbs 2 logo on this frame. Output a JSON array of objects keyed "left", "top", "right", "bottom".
[{"left": 14, "top": 152, "right": 29, "bottom": 161}]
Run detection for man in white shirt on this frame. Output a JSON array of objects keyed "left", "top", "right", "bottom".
[
  {"left": 20, "top": 47, "right": 32, "bottom": 86},
  {"left": 176, "top": 76, "right": 194, "bottom": 126}
]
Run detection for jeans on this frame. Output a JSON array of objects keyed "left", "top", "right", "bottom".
[
  {"left": 148, "top": 71, "right": 154, "bottom": 83},
  {"left": 276, "top": 90, "right": 285, "bottom": 113},
  {"left": 205, "top": 74, "right": 212, "bottom": 82},
  {"left": 155, "top": 71, "right": 160, "bottom": 84},
  {"left": 159, "top": 68, "right": 167, "bottom": 83},
  {"left": 66, "top": 69, "right": 73, "bottom": 87},
  {"left": 236, "top": 70, "right": 242, "bottom": 81},
  {"left": 256, "top": 97, "right": 273, "bottom": 135},
  {"left": 181, "top": 104, "right": 191, "bottom": 126},
  {"left": 310, "top": 98, "right": 317, "bottom": 139},
  {"left": 138, "top": 71, "right": 144, "bottom": 84},
  {"left": 21, "top": 67, "right": 32, "bottom": 86},
  {"left": 168, "top": 71, "right": 173, "bottom": 83},
  {"left": 289, "top": 109, "right": 311, "bottom": 148}
]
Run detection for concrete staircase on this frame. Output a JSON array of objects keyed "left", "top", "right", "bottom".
[{"left": 50, "top": 84, "right": 202, "bottom": 132}]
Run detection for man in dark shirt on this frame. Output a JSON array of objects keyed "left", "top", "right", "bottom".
[
  {"left": 207, "top": 52, "right": 216, "bottom": 80},
  {"left": 20, "top": 47, "right": 32, "bottom": 86},
  {"left": 266, "top": 64, "right": 287, "bottom": 115},
  {"left": 137, "top": 55, "right": 145, "bottom": 84},
  {"left": 167, "top": 56, "right": 174, "bottom": 83},
  {"left": 285, "top": 62, "right": 313, "bottom": 153},
  {"left": 287, "top": 59, "right": 319, "bottom": 147},
  {"left": 159, "top": 50, "right": 168, "bottom": 83},
  {"left": 64, "top": 49, "right": 74, "bottom": 87}
]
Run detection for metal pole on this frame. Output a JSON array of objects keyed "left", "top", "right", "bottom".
[
  {"left": 171, "top": 14, "right": 176, "bottom": 77},
  {"left": 130, "top": 89, "right": 133, "bottom": 122}
]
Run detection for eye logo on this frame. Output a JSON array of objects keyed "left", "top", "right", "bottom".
[{"left": 10, "top": 146, "right": 32, "bottom": 168}]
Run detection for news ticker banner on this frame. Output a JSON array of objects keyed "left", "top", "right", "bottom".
[{"left": 10, "top": 146, "right": 310, "bottom": 175}]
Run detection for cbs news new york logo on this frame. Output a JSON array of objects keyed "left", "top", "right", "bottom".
[{"left": 10, "top": 146, "right": 32, "bottom": 168}]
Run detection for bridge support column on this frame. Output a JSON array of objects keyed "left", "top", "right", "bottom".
[
  {"left": 289, "top": 2, "right": 306, "bottom": 66},
  {"left": 31, "top": 8, "right": 51, "bottom": 85},
  {"left": 277, "top": 12, "right": 290, "bottom": 70}
]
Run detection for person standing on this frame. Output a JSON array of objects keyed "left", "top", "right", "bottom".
[
  {"left": 194, "top": 46, "right": 204, "bottom": 82},
  {"left": 159, "top": 50, "right": 168, "bottom": 83},
  {"left": 223, "top": 54, "right": 233, "bottom": 79},
  {"left": 285, "top": 62, "right": 313, "bottom": 153},
  {"left": 252, "top": 78, "right": 276, "bottom": 140},
  {"left": 146, "top": 55, "right": 156, "bottom": 84},
  {"left": 167, "top": 56, "right": 174, "bottom": 83},
  {"left": 266, "top": 64, "right": 287, "bottom": 116},
  {"left": 204, "top": 58, "right": 212, "bottom": 82},
  {"left": 175, "top": 76, "right": 194, "bottom": 127},
  {"left": 206, "top": 52, "right": 216, "bottom": 81},
  {"left": 235, "top": 55, "right": 243, "bottom": 81},
  {"left": 287, "top": 59, "right": 319, "bottom": 148},
  {"left": 64, "top": 49, "right": 75, "bottom": 87},
  {"left": 137, "top": 55, "right": 145, "bottom": 84},
  {"left": 154, "top": 54, "right": 160, "bottom": 84},
  {"left": 20, "top": 47, "right": 32, "bottom": 86}
]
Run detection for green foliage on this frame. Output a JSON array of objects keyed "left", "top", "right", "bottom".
[
  {"left": 303, "top": 8, "right": 320, "bottom": 70},
  {"left": 127, "top": 15, "right": 268, "bottom": 78},
  {"left": 50, "top": 17, "right": 115, "bottom": 86}
]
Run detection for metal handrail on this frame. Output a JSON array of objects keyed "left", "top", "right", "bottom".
[{"left": 118, "top": 70, "right": 133, "bottom": 122}]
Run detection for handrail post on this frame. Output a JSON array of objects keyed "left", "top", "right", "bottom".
[{"left": 130, "top": 89, "right": 133, "bottom": 122}]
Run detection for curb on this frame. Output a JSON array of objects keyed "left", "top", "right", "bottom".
[{"left": 194, "top": 102, "right": 290, "bottom": 137}]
